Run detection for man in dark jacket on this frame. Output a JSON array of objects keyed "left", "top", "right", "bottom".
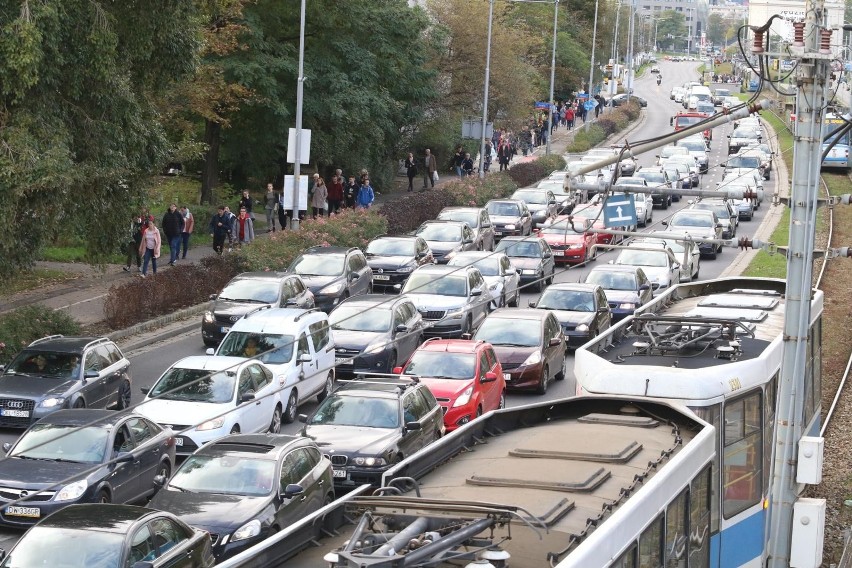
[
  {"left": 209, "top": 206, "right": 232, "bottom": 255},
  {"left": 161, "top": 203, "right": 184, "bottom": 266},
  {"left": 343, "top": 175, "right": 359, "bottom": 208}
]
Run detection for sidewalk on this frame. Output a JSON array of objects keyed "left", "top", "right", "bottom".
[{"left": 0, "top": 109, "right": 611, "bottom": 331}]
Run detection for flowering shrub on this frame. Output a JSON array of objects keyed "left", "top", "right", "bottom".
[
  {"left": 506, "top": 155, "right": 568, "bottom": 188},
  {"left": 566, "top": 102, "right": 641, "bottom": 152},
  {"left": 442, "top": 172, "right": 519, "bottom": 207},
  {"left": 0, "top": 305, "right": 82, "bottom": 366}
]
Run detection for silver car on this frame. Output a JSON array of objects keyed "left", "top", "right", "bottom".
[
  {"left": 437, "top": 206, "right": 496, "bottom": 252},
  {"left": 448, "top": 251, "right": 521, "bottom": 308},
  {"left": 511, "top": 188, "right": 558, "bottom": 228}
]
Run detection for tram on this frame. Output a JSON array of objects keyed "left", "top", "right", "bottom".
[{"left": 573, "top": 277, "right": 824, "bottom": 567}]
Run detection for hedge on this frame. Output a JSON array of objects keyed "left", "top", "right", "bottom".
[
  {"left": 0, "top": 305, "right": 82, "bottom": 366},
  {"left": 566, "top": 101, "right": 642, "bottom": 153}
]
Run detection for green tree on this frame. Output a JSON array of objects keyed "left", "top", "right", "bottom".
[
  {"left": 0, "top": 0, "right": 201, "bottom": 276},
  {"left": 657, "top": 10, "right": 687, "bottom": 51}
]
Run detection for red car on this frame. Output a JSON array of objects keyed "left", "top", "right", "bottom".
[
  {"left": 394, "top": 338, "right": 506, "bottom": 432},
  {"left": 536, "top": 215, "right": 597, "bottom": 264}
]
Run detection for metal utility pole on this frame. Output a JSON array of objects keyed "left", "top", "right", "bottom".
[
  {"left": 767, "top": 0, "right": 830, "bottom": 563},
  {"left": 290, "top": 0, "right": 307, "bottom": 231},
  {"left": 479, "top": 0, "right": 495, "bottom": 178},
  {"left": 585, "top": 0, "right": 599, "bottom": 132},
  {"left": 546, "top": 0, "right": 559, "bottom": 155},
  {"left": 612, "top": 2, "right": 621, "bottom": 63},
  {"left": 625, "top": 0, "right": 635, "bottom": 101}
]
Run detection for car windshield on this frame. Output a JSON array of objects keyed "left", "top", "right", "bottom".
[
  {"left": 670, "top": 213, "right": 713, "bottom": 227},
  {"left": 570, "top": 206, "right": 602, "bottom": 220},
  {"left": 495, "top": 240, "right": 541, "bottom": 258},
  {"left": 438, "top": 210, "right": 479, "bottom": 227},
  {"left": 513, "top": 191, "right": 548, "bottom": 205},
  {"left": 5, "top": 350, "right": 82, "bottom": 380},
  {"left": 218, "top": 279, "right": 279, "bottom": 304},
  {"left": 475, "top": 317, "right": 542, "bottom": 347},
  {"left": 715, "top": 89, "right": 731, "bottom": 97},
  {"left": 539, "top": 222, "right": 578, "bottom": 235},
  {"left": 449, "top": 257, "right": 499, "bottom": 276},
  {"left": 732, "top": 128, "right": 759, "bottom": 139},
  {"left": 404, "top": 351, "right": 476, "bottom": 379},
  {"left": 218, "top": 332, "right": 294, "bottom": 365},
  {"left": 636, "top": 172, "right": 665, "bottom": 184},
  {"left": 0, "top": 527, "right": 124, "bottom": 568},
  {"left": 366, "top": 239, "right": 415, "bottom": 256},
  {"left": 150, "top": 368, "right": 235, "bottom": 403},
  {"left": 675, "top": 116, "right": 703, "bottom": 127},
  {"left": 727, "top": 156, "right": 760, "bottom": 169},
  {"left": 537, "top": 290, "right": 596, "bottom": 312},
  {"left": 586, "top": 270, "right": 638, "bottom": 291},
  {"left": 487, "top": 202, "right": 520, "bottom": 216},
  {"left": 311, "top": 395, "right": 399, "bottom": 428},
  {"left": 680, "top": 141, "right": 706, "bottom": 152},
  {"left": 11, "top": 424, "right": 108, "bottom": 463},
  {"left": 290, "top": 253, "right": 345, "bottom": 277},
  {"left": 661, "top": 147, "right": 688, "bottom": 158},
  {"left": 616, "top": 250, "right": 669, "bottom": 267},
  {"left": 402, "top": 274, "right": 467, "bottom": 297},
  {"left": 330, "top": 307, "right": 391, "bottom": 332},
  {"left": 694, "top": 203, "right": 730, "bottom": 219},
  {"left": 417, "top": 224, "right": 461, "bottom": 242},
  {"left": 618, "top": 178, "right": 646, "bottom": 186},
  {"left": 169, "top": 455, "right": 277, "bottom": 496}
]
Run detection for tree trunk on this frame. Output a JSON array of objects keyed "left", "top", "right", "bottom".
[{"left": 201, "top": 119, "right": 222, "bottom": 205}]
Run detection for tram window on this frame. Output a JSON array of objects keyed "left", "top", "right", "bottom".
[
  {"left": 688, "top": 466, "right": 711, "bottom": 568},
  {"left": 689, "top": 405, "right": 720, "bottom": 534},
  {"left": 613, "top": 544, "right": 637, "bottom": 568},
  {"left": 664, "top": 489, "right": 687, "bottom": 567},
  {"left": 723, "top": 390, "right": 762, "bottom": 518},
  {"left": 639, "top": 516, "right": 664, "bottom": 568},
  {"left": 764, "top": 376, "right": 777, "bottom": 492}
]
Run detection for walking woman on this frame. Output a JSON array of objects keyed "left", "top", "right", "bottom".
[
  {"left": 311, "top": 176, "right": 328, "bottom": 218},
  {"left": 404, "top": 152, "right": 417, "bottom": 192},
  {"left": 139, "top": 217, "right": 161, "bottom": 278},
  {"left": 232, "top": 207, "right": 255, "bottom": 248}
]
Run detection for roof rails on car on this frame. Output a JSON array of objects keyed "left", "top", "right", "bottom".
[
  {"left": 341, "top": 374, "right": 420, "bottom": 391},
  {"left": 243, "top": 304, "right": 275, "bottom": 319},
  {"left": 83, "top": 337, "right": 112, "bottom": 351},
  {"left": 29, "top": 335, "right": 65, "bottom": 346},
  {"left": 293, "top": 308, "right": 322, "bottom": 322}
]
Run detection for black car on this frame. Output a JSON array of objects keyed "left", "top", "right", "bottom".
[
  {"left": 0, "top": 410, "right": 175, "bottom": 529},
  {"left": 329, "top": 295, "right": 424, "bottom": 376},
  {"left": 0, "top": 504, "right": 214, "bottom": 568},
  {"left": 585, "top": 266, "right": 653, "bottom": 321},
  {"left": 494, "top": 236, "right": 556, "bottom": 292},
  {"left": 611, "top": 94, "right": 647, "bottom": 107},
  {"left": 288, "top": 246, "right": 373, "bottom": 312},
  {"left": 529, "top": 283, "right": 612, "bottom": 348},
  {"left": 485, "top": 199, "right": 532, "bottom": 239},
  {"left": 0, "top": 336, "right": 132, "bottom": 427},
  {"left": 436, "top": 206, "right": 496, "bottom": 251},
  {"left": 149, "top": 434, "right": 334, "bottom": 563},
  {"left": 364, "top": 235, "right": 434, "bottom": 292},
  {"left": 201, "top": 272, "right": 315, "bottom": 346},
  {"left": 415, "top": 220, "right": 478, "bottom": 263},
  {"left": 299, "top": 379, "right": 444, "bottom": 488}
]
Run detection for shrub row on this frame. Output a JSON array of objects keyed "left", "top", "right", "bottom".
[
  {"left": 0, "top": 305, "right": 82, "bottom": 366},
  {"left": 505, "top": 154, "right": 568, "bottom": 188},
  {"left": 441, "top": 172, "right": 519, "bottom": 208},
  {"left": 103, "top": 254, "right": 250, "bottom": 330},
  {"left": 381, "top": 189, "right": 455, "bottom": 235},
  {"left": 566, "top": 101, "right": 642, "bottom": 153}
]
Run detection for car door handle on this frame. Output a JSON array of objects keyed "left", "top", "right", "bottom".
[
  {"left": 300, "top": 496, "right": 307, "bottom": 502},
  {"left": 318, "top": 479, "right": 324, "bottom": 486},
  {"left": 255, "top": 400, "right": 262, "bottom": 405}
]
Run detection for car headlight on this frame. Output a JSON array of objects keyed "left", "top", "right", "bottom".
[
  {"left": 521, "top": 351, "right": 542, "bottom": 367},
  {"left": 618, "top": 303, "right": 638, "bottom": 310},
  {"left": 196, "top": 417, "right": 225, "bottom": 431},
  {"left": 522, "top": 269, "right": 536, "bottom": 275},
  {"left": 319, "top": 281, "right": 345, "bottom": 295},
  {"left": 55, "top": 479, "right": 87, "bottom": 502},
  {"left": 568, "top": 244, "right": 583, "bottom": 249},
  {"left": 452, "top": 386, "right": 474, "bottom": 408},
  {"left": 445, "top": 306, "right": 464, "bottom": 315},
  {"left": 232, "top": 519, "right": 262, "bottom": 542},
  {"left": 504, "top": 224, "right": 516, "bottom": 230},
  {"left": 353, "top": 456, "right": 388, "bottom": 467},
  {"left": 444, "top": 250, "right": 458, "bottom": 261},
  {"left": 489, "top": 282, "right": 500, "bottom": 290},
  {"left": 575, "top": 324, "right": 589, "bottom": 332},
  {"left": 39, "top": 397, "right": 66, "bottom": 408},
  {"left": 363, "top": 343, "right": 386, "bottom": 355},
  {"left": 397, "top": 263, "right": 416, "bottom": 273},
  {"left": 204, "top": 311, "right": 214, "bottom": 323}
]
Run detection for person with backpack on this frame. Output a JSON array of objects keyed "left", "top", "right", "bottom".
[
  {"left": 209, "top": 206, "right": 233, "bottom": 255},
  {"left": 356, "top": 176, "right": 375, "bottom": 209}
]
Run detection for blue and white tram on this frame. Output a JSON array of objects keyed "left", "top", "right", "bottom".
[{"left": 574, "top": 277, "right": 824, "bottom": 567}]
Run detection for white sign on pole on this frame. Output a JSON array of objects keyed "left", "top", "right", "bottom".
[
  {"left": 282, "top": 175, "right": 309, "bottom": 210},
  {"left": 287, "top": 128, "right": 312, "bottom": 164}
]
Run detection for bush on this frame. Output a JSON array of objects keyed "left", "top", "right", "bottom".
[
  {"left": 567, "top": 124, "right": 606, "bottom": 152},
  {"left": 536, "top": 154, "right": 567, "bottom": 173},
  {"left": 442, "top": 173, "right": 518, "bottom": 207},
  {"left": 103, "top": 254, "right": 250, "bottom": 330},
  {"left": 0, "top": 306, "right": 82, "bottom": 366},
  {"left": 380, "top": 190, "right": 454, "bottom": 234}
]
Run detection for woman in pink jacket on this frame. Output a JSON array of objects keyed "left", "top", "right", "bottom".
[{"left": 138, "top": 217, "right": 162, "bottom": 278}]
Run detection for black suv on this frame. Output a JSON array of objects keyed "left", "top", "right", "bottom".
[
  {"left": 299, "top": 379, "right": 444, "bottom": 488},
  {"left": 364, "top": 235, "right": 435, "bottom": 292},
  {"left": 0, "top": 336, "right": 132, "bottom": 427},
  {"left": 201, "top": 272, "right": 315, "bottom": 346},
  {"left": 288, "top": 246, "right": 373, "bottom": 312},
  {"left": 329, "top": 295, "right": 425, "bottom": 376}
]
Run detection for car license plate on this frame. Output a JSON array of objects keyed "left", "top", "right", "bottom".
[
  {"left": 332, "top": 469, "right": 347, "bottom": 479},
  {"left": 494, "top": 231, "right": 503, "bottom": 236},
  {"left": 0, "top": 409, "right": 29, "bottom": 418},
  {"left": 220, "top": 326, "right": 230, "bottom": 334},
  {"left": 373, "top": 275, "right": 390, "bottom": 281},
  {"left": 552, "top": 250, "right": 564, "bottom": 256},
  {"left": 335, "top": 357, "right": 348, "bottom": 364},
  {"left": 174, "top": 437, "right": 184, "bottom": 447},
  {"left": 5, "top": 506, "right": 39, "bottom": 518},
  {"left": 503, "top": 373, "right": 511, "bottom": 381}
]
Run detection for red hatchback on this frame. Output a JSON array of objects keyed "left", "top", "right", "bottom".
[
  {"left": 394, "top": 339, "right": 506, "bottom": 432},
  {"left": 537, "top": 215, "right": 597, "bottom": 264}
]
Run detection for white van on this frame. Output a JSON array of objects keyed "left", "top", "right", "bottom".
[
  {"left": 211, "top": 307, "right": 335, "bottom": 423},
  {"left": 684, "top": 85, "right": 712, "bottom": 108}
]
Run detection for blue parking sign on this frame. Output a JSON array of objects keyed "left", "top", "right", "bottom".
[{"left": 603, "top": 194, "right": 637, "bottom": 228}]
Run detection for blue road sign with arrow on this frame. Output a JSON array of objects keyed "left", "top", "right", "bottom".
[{"left": 603, "top": 194, "right": 637, "bottom": 228}]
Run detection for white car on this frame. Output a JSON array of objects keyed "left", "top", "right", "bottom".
[
  {"left": 647, "top": 234, "right": 701, "bottom": 281},
  {"left": 448, "top": 251, "right": 521, "bottom": 308},
  {"left": 212, "top": 308, "right": 335, "bottom": 423},
  {"left": 656, "top": 145, "right": 690, "bottom": 166},
  {"left": 612, "top": 247, "right": 681, "bottom": 294},
  {"left": 139, "top": 356, "right": 282, "bottom": 456}
]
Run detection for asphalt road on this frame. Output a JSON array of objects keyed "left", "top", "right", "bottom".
[{"left": 0, "top": 60, "right": 777, "bottom": 551}]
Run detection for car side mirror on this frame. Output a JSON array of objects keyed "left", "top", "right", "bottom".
[
  {"left": 298, "top": 353, "right": 312, "bottom": 363},
  {"left": 673, "top": 263, "right": 681, "bottom": 270},
  {"left": 297, "top": 414, "right": 308, "bottom": 423},
  {"left": 240, "top": 391, "right": 256, "bottom": 403},
  {"left": 548, "top": 199, "right": 556, "bottom": 205},
  {"left": 464, "top": 238, "right": 474, "bottom": 244},
  {"left": 395, "top": 324, "right": 408, "bottom": 334},
  {"left": 114, "top": 451, "right": 135, "bottom": 464},
  {"left": 84, "top": 370, "right": 98, "bottom": 380},
  {"left": 482, "top": 223, "right": 491, "bottom": 228},
  {"left": 0, "top": 365, "right": 4, "bottom": 373},
  {"left": 548, "top": 337, "right": 562, "bottom": 347},
  {"left": 392, "top": 366, "right": 404, "bottom": 374},
  {"left": 285, "top": 298, "right": 298, "bottom": 306},
  {"left": 152, "top": 474, "right": 167, "bottom": 488},
  {"left": 470, "top": 289, "right": 482, "bottom": 297},
  {"left": 661, "top": 220, "right": 668, "bottom": 226},
  {"left": 2, "top": 443, "right": 10, "bottom": 454},
  {"left": 669, "top": 117, "right": 673, "bottom": 126},
  {"left": 516, "top": 268, "right": 522, "bottom": 274},
  {"left": 140, "top": 386, "right": 150, "bottom": 395},
  {"left": 482, "top": 372, "right": 497, "bottom": 383},
  {"left": 206, "top": 348, "right": 215, "bottom": 355},
  {"left": 209, "top": 294, "right": 217, "bottom": 301},
  {"left": 349, "top": 272, "right": 360, "bottom": 281},
  {"left": 716, "top": 223, "right": 725, "bottom": 228},
  {"left": 404, "top": 421, "right": 422, "bottom": 431},
  {"left": 639, "top": 284, "right": 651, "bottom": 291},
  {"left": 283, "top": 483, "right": 305, "bottom": 499},
  {"left": 651, "top": 283, "right": 661, "bottom": 290},
  {"left": 528, "top": 301, "right": 537, "bottom": 308}
]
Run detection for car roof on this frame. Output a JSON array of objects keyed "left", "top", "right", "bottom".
[
  {"left": 412, "top": 264, "right": 475, "bottom": 275},
  {"left": 231, "top": 271, "right": 292, "bottom": 282},
  {"left": 499, "top": 235, "right": 544, "bottom": 242},
  {"left": 230, "top": 307, "right": 323, "bottom": 330},
  {"left": 439, "top": 206, "right": 484, "bottom": 213},
  {"left": 303, "top": 246, "right": 354, "bottom": 255},
  {"left": 337, "top": 294, "right": 402, "bottom": 309},
  {"left": 336, "top": 380, "right": 417, "bottom": 398},
  {"left": 419, "top": 220, "right": 467, "bottom": 229},
  {"left": 589, "top": 265, "right": 645, "bottom": 275},
  {"left": 487, "top": 308, "right": 549, "bottom": 321},
  {"left": 417, "top": 339, "right": 488, "bottom": 354},
  {"left": 40, "top": 504, "right": 161, "bottom": 532},
  {"left": 172, "top": 355, "right": 252, "bottom": 371},
  {"left": 200, "top": 434, "right": 303, "bottom": 458},
  {"left": 25, "top": 337, "right": 106, "bottom": 353},
  {"left": 545, "top": 283, "right": 602, "bottom": 293},
  {"left": 486, "top": 199, "right": 523, "bottom": 205},
  {"left": 37, "top": 409, "right": 124, "bottom": 427},
  {"left": 371, "top": 235, "right": 419, "bottom": 241},
  {"left": 450, "top": 251, "right": 503, "bottom": 262}
]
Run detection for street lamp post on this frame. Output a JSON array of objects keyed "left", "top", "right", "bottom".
[
  {"left": 291, "top": 0, "right": 307, "bottom": 231},
  {"left": 585, "top": 0, "right": 599, "bottom": 131},
  {"left": 478, "top": 0, "right": 495, "bottom": 179},
  {"left": 625, "top": 0, "right": 635, "bottom": 101},
  {"left": 546, "top": 0, "right": 559, "bottom": 155}
]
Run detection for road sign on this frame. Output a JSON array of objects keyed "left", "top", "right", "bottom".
[
  {"left": 461, "top": 118, "right": 493, "bottom": 139},
  {"left": 603, "top": 194, "right": 637, "bottom": 228},
  {"left": 584, "top": 100, "right": 598, "bottom": 111},
  {"left": 287, "top": 128, "right": 311, "bottom": 164}
]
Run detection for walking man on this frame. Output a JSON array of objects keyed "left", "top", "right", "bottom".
[
  {"left": 263, "top": 183, "right": 277, "bottom": 232},
  {"left": 209, "top": 206, "right": 232, "bottom": 255},
  {"left": 179, "top": 205, "right": 194, "bottom": 259},
  {"left": 161, "top": 203, "right": 184, "bottom": 266},
  {"left": 423, "top": 148, "right": 438, "bottom": 189}
]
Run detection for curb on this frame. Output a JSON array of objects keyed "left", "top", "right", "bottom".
[{"left": 110, "top": 303, "right": 207, "bottom": 350}]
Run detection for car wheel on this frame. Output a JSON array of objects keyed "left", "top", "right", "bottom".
[
  {"left": 283, "top": 390, "right": 298, "bottom": 424},
  {"left": 536, "top": 272, "right": 544, "bottom": 292},
  {"left": 95, "top": 489, "right": 110, "bottom": 504},
  {"left": 230, "top": 424, "right": 240, "bottom": 434},
  {"left": 511, "top": 287, "right": 520, "bottom": 307},
  {"left": 536, "top": 366, "right": 549, "bottom": 395},
  {"left": 73, "top": 398, "right": 85, "bottom": 409},
  {"left": 268, "top": 404, "right": 283, "bottom": 433},
  {"left": 116, "top": 380, "right": 131, "bottom": 410},
  {"left": 546, "top": 269, "right": 554, "bottom": 286},
  {"left": 461, "top": 315, "right": 472, "bottom": 336},
  {"left": 498, "top": 391, "right": 506, "bottom": 409},
  {"left": 317, "top": 373, "right": 334, "bottom": 403},
  {"left": 156, "top": 461, "right": 171, "bottom": 485},
  {"left": 555, "top": 362, "right": 565, "bottom": 381},
  {"left": 476, "top": 406, "right": 483, "bottom": 418},
  {"left": 693, "top": 264, "right": 700, "bottom": 280}
]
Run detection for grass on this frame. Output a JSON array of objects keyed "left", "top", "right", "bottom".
[{"left": 0, "top": 269, "right": 79, "bottom": 298}]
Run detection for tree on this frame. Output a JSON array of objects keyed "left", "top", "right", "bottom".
[
  {"left": 0, "top": 0, "right": 201, "bottom": 276},
  {"left": 657, "top": 10, "right": 687, "bottom": 51}
]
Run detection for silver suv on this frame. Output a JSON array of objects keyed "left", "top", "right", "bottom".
[{"left": 401, "top": 265, "right": 492, "bottom": 338}]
